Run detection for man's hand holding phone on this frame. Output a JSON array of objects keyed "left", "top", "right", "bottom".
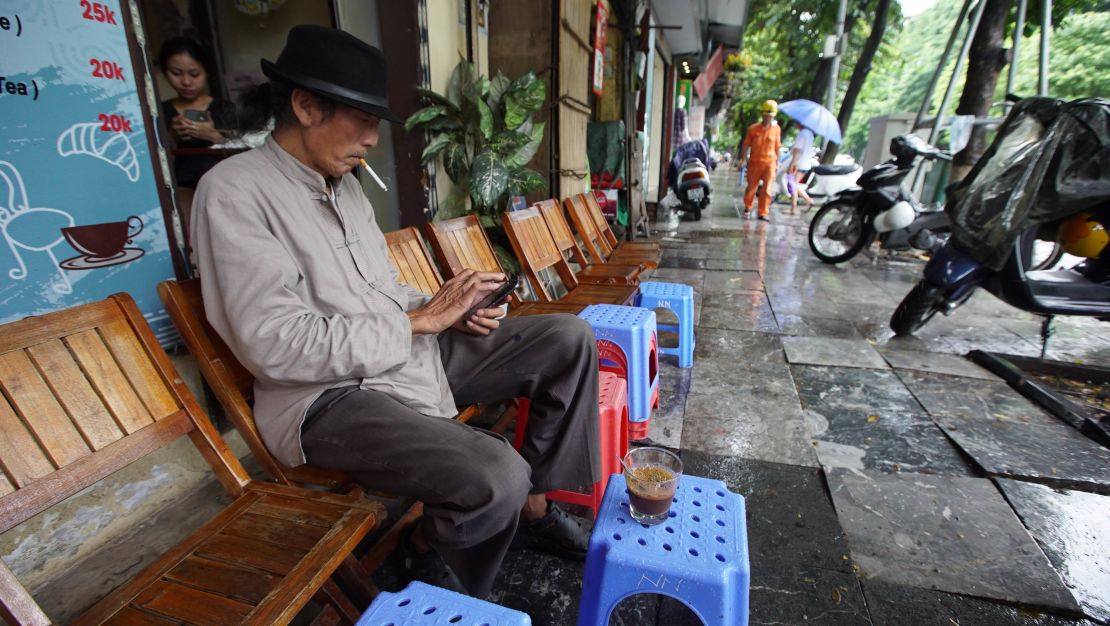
[{"left": 407, "top": 269, "right": 516, "bottom": 336}]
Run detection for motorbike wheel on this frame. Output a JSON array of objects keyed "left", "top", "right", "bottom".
[
  {"left": 808, "top": 200, "right": 871, "bottom": 264},
  {"left": 890, "top": 281, "right": 946, "bottom": 336}
]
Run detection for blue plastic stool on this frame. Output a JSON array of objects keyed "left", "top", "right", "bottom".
[
  {"left": 636, "top": 281, "right": 695, "bottom": 369},
  {"left": 577, "top": 474, "right": 750, "bottom": 626},
  {"left": 356, "top": 581, "right": 531, "bottom": 625},
  {"left": 578, "top": 305, "right": 659, "bottom": 436}
]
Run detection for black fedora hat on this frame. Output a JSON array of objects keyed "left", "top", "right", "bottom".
[{"left": 262, "top": 25, "right": 400, "bottom": 123}]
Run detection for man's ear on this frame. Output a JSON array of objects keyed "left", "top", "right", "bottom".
[{"left": 290, "top": 88, "right": 320, "bottom": 127}]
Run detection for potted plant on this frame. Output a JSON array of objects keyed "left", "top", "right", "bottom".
[{"left": 405, "top": 59, "right": 548, "bottom": 268}]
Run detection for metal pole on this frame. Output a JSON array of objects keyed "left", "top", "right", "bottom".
[
  {"left": 1005, "top": 0, "right": 1027, "bottom": 111},
  {"left": 913, "top": 0, "right": 974, "bottom": 131},
  {"left": 1039, "top": 0, "right": 1051, "bottom": 94},
  {"left": 825, "top": 0, "right": 848, "bottom": 112},
  {"left": 928, "top": 0, "right": 987, "bottom": 147}
]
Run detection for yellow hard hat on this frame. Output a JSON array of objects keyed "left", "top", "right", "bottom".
[
  {"left": 1060, "top": 211, "right": 1108, "bottom": 259},
  {"left": 760, "top": 99, "right": 778, "bottom": 115}
]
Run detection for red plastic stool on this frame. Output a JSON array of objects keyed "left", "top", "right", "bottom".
[{"left": 514, "top": 371, "right": 629, "bottom": 518}]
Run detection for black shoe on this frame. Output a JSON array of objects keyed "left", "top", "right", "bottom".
[
  {"left": 510, "top": 505, "right": 593, "bottom": 560},
  {"left": 758, "top": 215, "right": 771, "bottom": 222},
  {"left": 401, "top": 533, "right": 467, "bottom": 594}
]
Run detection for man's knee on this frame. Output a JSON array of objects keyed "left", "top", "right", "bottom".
[{"left": 460, "top": 441, "right": 531, "bottom": 512}]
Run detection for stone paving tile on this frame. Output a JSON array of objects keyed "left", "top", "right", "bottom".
[
  {"left": 862, "top": 580, "right": 1099, "bottom": 626},
  {"left": 742, "top": 566, "right": 872, "bottom": 625},
  {"left": 897, "top": 369, "right": 1061, "bottom": 426},
  {"left": 806, "top": 408, "right": 975, "bottom": 476},
  {"left": 826, "top": 469, "right": 1079, "bottom": 612},
  {"left": 792, "top": 365, "right": 924, "bottom": 416},
  {"left": 782, "top": 336, "right": 889, "bottom": 369},
  {"left": 659, "top": 256, "right": 708, "bottom": 270},
  {"left": 641, "top": 363, "right": 690, "bottom": 450},
  {"left": 704, "top": 258, "right": 746, "bottom": 271},
  {"left": 682, "top": 394, "right": 817, "bottom": 467},
  {"left": 934, "top": 416, "right": 1110, "bottom": 492},
  {"left": 996, "top": 479, "right": 1110, "bottom": 623},
  {"left": 999, "top": 318, "right": 1110, "bottom": 367},
  {"left": 774, "top": 314, "right": 863, "bottom": 339},
  {"left": 878, "top": 348, "right": 998, "bottom": 379},
  {"left": 681, "top": 452, "right": 852, "bottom": 572},
  {"left": 701, "top": 269, "right": 764, "bottom": 292},
  {"left": 699, "top": 291, "right": 779, "bottom": 333}
]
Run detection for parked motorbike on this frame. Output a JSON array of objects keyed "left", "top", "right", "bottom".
[
  {"left": 807, "top": 134, "right": 952, "bottom": 264},
  {"left": 890, "top": 97, "right": 1110, "bottom": 336},
  {"left": 668, "top": 139, "right": 714, "bottom": 221},
  {"left": 773, "top": 152, "right": 862, "bottom": 201}
]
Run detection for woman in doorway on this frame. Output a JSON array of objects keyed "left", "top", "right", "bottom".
[{"left": 158, "top": 37, "right": 228, "bottom": 241}]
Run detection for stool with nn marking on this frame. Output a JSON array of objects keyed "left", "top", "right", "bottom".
[
  {"left": 636, "top": 281, "right": 695, "bottom": 369},
  {"left": 576, "top": 474, "right": 750, "bottom": 626},
  {"left": 355, "top": 581, "right": 531, "bottom": 625},
  {"left": 514, "top": 370, "right": 629, "bottom": 517},
  {"left": 578, "top": 305, "right": 658, "bottom": 439}
]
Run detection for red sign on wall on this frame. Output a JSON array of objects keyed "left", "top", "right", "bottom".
[{"left": 592, "top": 1, "right": 608, "bottom": 96}]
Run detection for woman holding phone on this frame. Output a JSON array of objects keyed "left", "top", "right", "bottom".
[{"left": 158, "top": 37, "right": 230, "bottom": 242}]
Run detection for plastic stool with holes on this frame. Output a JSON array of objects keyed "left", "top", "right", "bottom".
[
  {"left": 576, "top": 474, "right": 750, "bottom": 626},
  {"left": 355, "top": 581, "right": 531, "bottom": 625},
  {"left": 514, "top": 370, "right": 628, "bottom": 517},
  {"left": 578, "top": 304, "right": 658, "bottom": 439},
  {"left": 636, "top": 281, "right": 695, "bottom": 369}
]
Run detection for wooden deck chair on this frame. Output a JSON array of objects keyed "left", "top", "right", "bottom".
[
  {"left": 564, "top": 194, "right": 661, "bottom": 269},
  {"left": 0, "top": 294, "right": 382, "bottom": 625},
  {"left": 423, "top": 215, "right": 522, "bottom": 307},
  {"left": 582, "top": 192, "right": 663, "bottom": 256},
  {"left": 500, "top": 207, "right": 638, "bottom": 306},
  {"left": 534, "top": 199, "right": 642, "bottom": 286},
  {"left": 157, "top": 277, "right": 476, "bottom": 575},
  {"left": 384, "top": 226, "right": 445, "bottom": 297}
]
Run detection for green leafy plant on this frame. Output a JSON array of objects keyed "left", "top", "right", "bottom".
[{"left": 405, "top": 59, "right": 548, "bottom": 229}]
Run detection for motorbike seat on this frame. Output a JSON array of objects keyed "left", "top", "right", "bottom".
[{"left": 812, "top": 163, "right": 859, "bottom": 176}]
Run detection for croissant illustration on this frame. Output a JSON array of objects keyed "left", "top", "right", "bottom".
[{"left": 57, "top": 122, "right": 140, "bottom": 182}]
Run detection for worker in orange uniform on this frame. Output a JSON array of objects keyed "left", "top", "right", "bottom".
[{"left": 739, "top": 100, "right": 782, "bottom": 221}]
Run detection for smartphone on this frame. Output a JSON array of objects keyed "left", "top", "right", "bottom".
[
  {"left": 465, "top": 273, "right": 519, "bottom": 318},
  {"left": 183, "top": 109, "right": 210, "bottom": 123}
]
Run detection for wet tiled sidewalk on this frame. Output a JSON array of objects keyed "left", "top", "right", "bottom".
[{"left": 411, "top": 170, "right": 1110, "bottom": 624}]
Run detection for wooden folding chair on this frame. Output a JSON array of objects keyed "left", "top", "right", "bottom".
[
  {"left": 500, "top": 207, "right": 638, "bottom": 306},
  {"left": 422, "top": 215, "right": 522, "bottom": 307},
  {"left": 157, "top": 277, "right": 477, "bottom": 577},
  {"left": 0, "top": 294, "right": 382, "bottom": 625},
  {"left": 582, "top": 192, "right": 662, "bottom": 257},
  {"left": 564, "top": 194, "right": 661, "bottom": 269},
  {"left": 383, "top": 226, "right": 445, "bottom": 297},
  {"left": 534, "top": 199, "right": 642, "bottom": 286}
]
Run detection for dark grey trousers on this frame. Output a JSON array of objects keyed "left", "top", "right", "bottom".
[{"left": 301, "top": 314, "right": 601, "bottom": 597}]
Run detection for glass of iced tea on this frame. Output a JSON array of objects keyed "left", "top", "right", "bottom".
[{"left": 623, "top": 447, "right": 683, "bottom": 525}]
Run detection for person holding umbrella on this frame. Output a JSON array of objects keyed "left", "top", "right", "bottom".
[
  {"left": 738, "top": 100, "right": 782, "bottom": 221},
  {"left": 786, "top": 123, "right": 816, "bottom": 215}
]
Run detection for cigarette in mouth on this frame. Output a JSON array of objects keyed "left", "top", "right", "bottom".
[{"left": 359, "top": 158, "right": 388, "bottom": 192}]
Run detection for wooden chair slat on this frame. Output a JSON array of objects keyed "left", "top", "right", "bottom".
[
  {"left": 194, "top": 534, "right": 307, "bottom": 577},
  {"left": 384, "top": 228, "right": 442, "bottom": 296},
  {"left": 222, "top": 511, "right": 329, "bottom": 553},
  {"left": 0, "top": 350, "right": 90, "bottom": 468},
  {"left": 103, "top": 606, "right": 179, "bottom": 625},
  {"left": 0, "top": 392, "right": 56, "bottom": 489},
  {"left": 0, "top": 300, "right": 120, "bottom": 355},
  {"left": 63, "top": 329, "right": 154, "bottom": 434},
  {"left": 29, "top": 339, "right": 125, "bottom": 450},
  {"left": 249, "top": 493, "right": 348, "bottom": 528},
  {"left": 0, "top": 561, "right": 49, "bottom": 626},
  {"left": 100, "top": 320, "right": 181, "bottom": 421},
  {"left": 164, "top": 555, "right": 281, "bottom": 605},
  {"left": 0, "top": 412, "right": 193, "bottom": 535},
  {"left": 131, "top": 579, "right": 255, "bottom": 624}
]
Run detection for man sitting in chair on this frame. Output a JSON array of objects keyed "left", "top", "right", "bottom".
[{"left": 191, "top": 25, "right": 599, "bottom": 599}]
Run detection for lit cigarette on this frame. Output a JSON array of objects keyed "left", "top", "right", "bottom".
[{"left": 359, "top": 158, "right": 388, "bottom": 191}]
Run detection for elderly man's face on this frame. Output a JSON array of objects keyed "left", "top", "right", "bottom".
[{"left": 300, "top": 99, "right": 381, "bottom": 179}]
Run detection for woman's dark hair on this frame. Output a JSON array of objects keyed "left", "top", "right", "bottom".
[
  {"left": 237, "top": 82, "right": 273, "bottom": 131},
  {"left": 158, "top": 36, "right": 212, "bottom": 74}
]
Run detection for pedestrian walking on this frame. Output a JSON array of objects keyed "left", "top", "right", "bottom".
[{"left": 738, "top": 100, "right": 782, "bottom": 221}]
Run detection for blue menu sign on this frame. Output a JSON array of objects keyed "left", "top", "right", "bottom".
[{"left": 0, "top": 1, "right": 177, "bottom": 342}]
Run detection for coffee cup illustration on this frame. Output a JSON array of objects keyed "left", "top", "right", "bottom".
[{"left": 59, "top": 216, "right": 146, "bottom": 270}]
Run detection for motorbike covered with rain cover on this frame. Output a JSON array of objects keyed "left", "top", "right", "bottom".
[{"left": 890, "top": 97, "right": 1110, "bottom": 336}]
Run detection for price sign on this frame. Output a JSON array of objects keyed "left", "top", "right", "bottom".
[{"left": 0, "top": 1, "right": 176, "bottom": 342}]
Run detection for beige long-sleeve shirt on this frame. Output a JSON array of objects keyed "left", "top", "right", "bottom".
[{"left": 192, "top": 137, "right": 456, "bottom": 467}]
